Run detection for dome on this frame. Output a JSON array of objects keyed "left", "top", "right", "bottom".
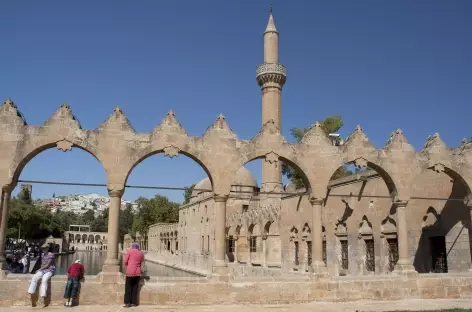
[
  {"left": 191, "top": 177, "right": 212, "bottom": 198},
  {"left": 233, "top": 167, "right": 258, "bottom": 187}
]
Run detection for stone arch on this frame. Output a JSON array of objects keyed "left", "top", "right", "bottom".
[
  {"left": 124, "top": 148, "right": 216, "bottom": 192},
  {"left": 301, "top": 223, "right": 311, "bottom": 239},
  {"left": 11, "top": 141, "right": 105, "bottom": 187},
  {"left": 416, "top": 164, "right": 472, "bottom": 202},
  {"left": 230, "top": 152, "right": 312, "bottom": 195},
  {"left": 248, "top": 223, "right": 261, "bottom": 236},
  {"left": 381, "top": 216, "right": 397, "bottom": 234},
  {"left": 235, "top": 224, "right": 243, "bottom": 236},
  {"left": 68, "top": 234, "right": 74, "bottom": 242},
  {"left": 88, "top": 234, "right": 94, "bottom": 244},
  {"left": 289, "top": 226, "right": 299, "bottom": 240},
  {"left": 422, "top": 207, "right": 442, "bottom": 231},
  {"left": 263, "top": 221, "right": 272, "bottom": 236},
  {"left": 335, "top": 220, "right": 347, "bottom": 237},
  {"left": 81, "top": 234, "right": 87, "bottom": 242},
  {"left": 95, "top": 235, "right": 101, "bottom": 243},
  {"left": 328, "top": 157, "right": 399, "bottom": 200},
  {"left": 358, "top": 216, "right": 373, "bottom": 236},
  {"left": 75, "top": 234, "right": 81, "bottom": 243}
]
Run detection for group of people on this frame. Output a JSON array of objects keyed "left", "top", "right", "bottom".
[
  {"left": 7, "top": 253, "right": 31, "bottom": 274},
  {"left": 24, "top": 241, "right": 145, "bottom": 308}
]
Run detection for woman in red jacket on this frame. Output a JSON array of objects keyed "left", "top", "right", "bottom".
[{"left": 123, "top": 242, "right": 144, "bottom": 308}]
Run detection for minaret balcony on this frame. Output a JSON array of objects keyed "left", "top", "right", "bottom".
[{"left": 256, "top": 63, "right": 287, "bottom": 88}]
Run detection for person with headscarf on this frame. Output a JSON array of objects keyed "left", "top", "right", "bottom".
[
  {"left": 21, "top": 252, "right": 30, "bottom": 274},
  {"left": 123, "top": 242, "right": 144, "bottom": 308},
  {"left": 27, "top": 243, "right": 56, "bottom": 307},
  {"left": 63, "top": 259, "right": 85, "bottom": 307}
]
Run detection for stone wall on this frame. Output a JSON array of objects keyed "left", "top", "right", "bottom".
[
  {"left": 145, "top": 167, "right": 472, "bottom": 278},
  {"left": 280, "top": 169, "right": 472, "bottom": 275},
  {"left": 3, "top": 273, "right": 472, "bottom": 306}
]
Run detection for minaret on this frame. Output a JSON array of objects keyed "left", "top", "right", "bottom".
[{"left": 256, "top": 9, "right": 287, "bottom": 192}]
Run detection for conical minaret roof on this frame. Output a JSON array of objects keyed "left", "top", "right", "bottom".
[{"left": 264, "top": 9, "right": 278, "bottom": 34}]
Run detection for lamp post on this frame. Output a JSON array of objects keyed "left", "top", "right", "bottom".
[{"left": 328, "top": 133, "right": 342, "bottom": 146}]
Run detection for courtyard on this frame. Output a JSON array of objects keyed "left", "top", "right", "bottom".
[{"left": 3, "top": 299, "right": 472, "bottom": 312}]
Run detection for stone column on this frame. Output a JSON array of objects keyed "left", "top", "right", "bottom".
[
  {"left": 213, "top": 195, "right": 228, "bottom": 269},
  {"left": 394, "top": 201, "right": 416, "bottom": 273},
  {"left": 248, "top": 236, "right": 254, "bottom": 266},
  {"left": 310, "top": 198, "right": 328, "bottom": 276},
  {"left": 234, "top": 236, "right": 239, "bottom": 263},
  {"left": 0, "top": 188, "right": 12, "bottom": 272},
  {"left": 102, "top": 189, "right": 123, "bottom": 276},
  {"left": 262, "top": 234, "right": 268, "bottom": 267},
  {"left": 466, "top": 202, "right": 472, "bottom": 272},
  {"left": 299, "top": 238, "right": 307, "bottom": 272}
]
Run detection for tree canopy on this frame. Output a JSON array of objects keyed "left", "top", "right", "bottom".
[
  {"left": 8, "top": 195, "right": 135, "bottom": 244},
  {"left": 131, "top": 195, "right": 180, "bottom": 240},
  {"left": 183, "top": 184, "right": 196, "bottom": 205},
  {"left": 282, "top": 115, "right": 354, "bottom": 189}
]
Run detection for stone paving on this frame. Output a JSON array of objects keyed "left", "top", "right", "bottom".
[{"left": 3, "top": 299, "right": 472, "bottom": 312}]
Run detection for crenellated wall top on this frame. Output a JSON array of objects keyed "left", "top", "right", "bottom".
[{"left": 0, "top": 99, "right": 471, "bottom": 203}]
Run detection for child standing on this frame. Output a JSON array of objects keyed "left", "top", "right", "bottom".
[{"left": 63, "top": 260, "right": 85, "bottom": 307}]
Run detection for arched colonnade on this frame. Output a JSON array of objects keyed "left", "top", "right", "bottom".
[{"left": 0, "top": 100, "right": 471, "bottom": 276}]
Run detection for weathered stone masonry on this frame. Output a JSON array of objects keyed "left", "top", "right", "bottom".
[{"left": 0, "top": 10, "right": 471, "bottom": 305}]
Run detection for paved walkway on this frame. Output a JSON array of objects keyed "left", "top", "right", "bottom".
[{"left": 4, "top": 299, "right": 472, "bottom": 312}]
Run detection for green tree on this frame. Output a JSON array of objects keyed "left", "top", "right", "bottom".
[
  {"left": 18, "top": 188, "right": 32, "bottom": 204},
  {"left": 282, "top": 115, "right": 353, "bottom": 189},
  {"left": 91, "top": 208, "right": 108, "bottom": 233},
  {"left": 119, "top": 204, "right": 134, "bottom": 243},
  {"left": 132, "top": 195, "right": 180, "bottom": 244},
  {"left": 8, "top": 197, "right": 52, "bottom": 239},
  {"left": 183, "top": 184, "right": 196, "bottom": 204},
  {"left": 81, "top": 209, "right": 96, "bottom": 225}
]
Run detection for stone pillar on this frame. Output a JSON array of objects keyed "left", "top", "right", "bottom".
[
  {"left": 0, "top": 187, "right": 12, "bottom": 272},
  {"left": 394, "top": 201, "right": 416, "bottom": 274},
  {"left": 234, "top": 236, "right": 239, "bottom": 263},
  {"left": 467, "top": 202, "right": 472, "bottom": 272},
  {"left": 262, "top": 234, "right": 268, "bottom": 267},
  {"left": 213, "top": 195, "right": 228, "bottom": 269},
  {"left": 299, "top": 238, "right": 307, "bottom": 272},
  {"left": 101, "top": 189, "right": 123, "bottom": 279},
  {"left": 247, "top": 236, "right": 254, "bottom": 266},
  {"left": 310, "top": 198, "right": 328, "bottom": 276}
]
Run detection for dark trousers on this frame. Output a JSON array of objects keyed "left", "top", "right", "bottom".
[
  {"left": 124, "top": 276, "right": 140, "bottom": 305},
  {"left": 64, "top": 277, "right": 81, "bottom": 299}
]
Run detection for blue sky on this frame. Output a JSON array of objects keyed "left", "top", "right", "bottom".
[{"left": 1, "top": 1, "right": 471, "bottom": 203}]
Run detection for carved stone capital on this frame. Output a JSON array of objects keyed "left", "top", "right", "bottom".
[
  {"left": 394, "top": 200, "right": 409, "bottom": 209},
  {"left": 261, "top": 234, "right": 268, "bottom": 240},
  {"left": 309, "top": 198, "right": 324, "bottom": 206},
  {"left": 108, "top": 189, "right": 124, "bottom": 198},
  {"left": 1, "top": 183, "right": 15, "bottom": 193},
  {"left": 214, "top": 195, "right": 228, "bottom": 203}
]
